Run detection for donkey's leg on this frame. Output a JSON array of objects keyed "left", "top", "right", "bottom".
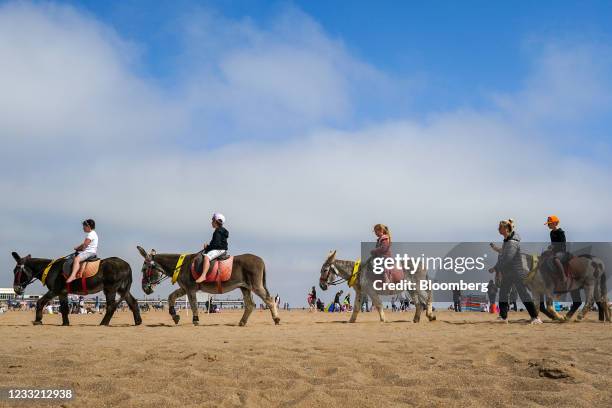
[
  {"left": 349, "top": 288, "right": 361, "bottom": 323},
  {"left": 121, "top": 291, "right": 142, "bottom": 326},
  {"left": 425, "top": 286, "right": 436, "bottom": 321},
  {"left": 100, "top": 289, "right": 118, "bottom": 326},
  {"left": 33, "top": 291, "right": 55, "bottom": 325},
  {"left": 413, "top": 294, "right": 423, "bottom": 323},
  {"left": 239, "top": 287, "right": 255, "bottom": 326},
  {"left": 252, "top": 286, "right": 280, "bottom": 325},
  {"left": 186, "top": 290, "right": 199, "bottom": 326},
  {"left": 577, "top": 283, "right": 595, "bottom": 321},
  {"left": 369, "top": 290, "right": 386, "bottom": 323},
  {"left": 564, "top": 289, "right": 582, "bottom": 321},
  {"left": 168, "top": 287, "right": 186, "bottom": 325},
  {"left": 545, "top": 297, "right": 565, "bottom": 321},
  {"left": 59, "top": 294, "right": 70, "bottom": 326},
  {"left": 537, "top": 293, "right": 556, "bottom": 320}
]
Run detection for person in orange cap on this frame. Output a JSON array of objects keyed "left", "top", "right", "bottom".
[{"left": 545, "top": 215, "right": 568, "bottom": 291}]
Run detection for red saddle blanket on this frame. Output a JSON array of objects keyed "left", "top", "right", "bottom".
[
  {"left": 62, "top": 260, "right": 101, "bottom": 294},
  {"left": 62, "top": 260, "right": 101, "bottom": 280},
  {"left": 191, "top": 256, "right": 234, "bottom": 283}
]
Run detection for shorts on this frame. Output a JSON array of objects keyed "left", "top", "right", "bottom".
[
  {"left": 205, "top": 250, "right": 226, "bottom": 261},
  {"left": 77, "top": 252, "right": 96, "bottom": 261}
]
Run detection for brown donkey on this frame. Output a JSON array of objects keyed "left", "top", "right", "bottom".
[{"left": 137, "top": 246, "right": 280, "bottom": 326}]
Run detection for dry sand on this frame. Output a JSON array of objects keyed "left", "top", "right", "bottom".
[{"left": 0, "top": 308, "right": 611, "bottom": 407}]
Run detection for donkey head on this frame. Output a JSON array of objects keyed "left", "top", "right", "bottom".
[
  {"left": 319, "top": 250, "right": 337, "bottom": 291},
  {"left": 11, "top": 252, "right": 32, "bottom": 295},
  {"left": 137, "top": 246, "right": 163, "bottom": 295}
]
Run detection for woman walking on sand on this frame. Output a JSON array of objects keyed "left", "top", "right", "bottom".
[{"left": 489, "top": 219, "right": 541, "bottom": 324}]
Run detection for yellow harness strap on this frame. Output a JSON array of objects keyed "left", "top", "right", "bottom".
[
  {"left": 524, "top": 254, "right": 539, "bottom": 284},
  {"left": 41, "top": 259, "right": 60, "bottom": 285},
  {"left": 172, "top": 254, "right": 187, "bottom": 284},
  {"left": 348, "top": 258, "right": 361, "bottom": 287}
]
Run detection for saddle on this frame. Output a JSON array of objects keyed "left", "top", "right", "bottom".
[
  {"left": 542, "top": 252, "right": 576, "bottom": 293},
  {"left": 62, "top": 256, "right": 102, "bottom": 295},
  {"left": 190, "top": 252, "right": 233, "bottom": 293},
  {"left": 366, "top": 259, "right": 405, "bottom": 284}
]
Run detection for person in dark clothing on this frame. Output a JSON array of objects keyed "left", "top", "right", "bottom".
[
  {"left": 360, "top": 293, "right": 370, "bottom": 312},
  {"left": 490, "top": 219, "right": 540, "bottom": 324},
  {"left": 546, "top": 215, "right": 569, "bottom": 289},
  {"left": 316, "top": 298, "right": 325, "bottom": 312},
  {"left": 545, "top": 215, "right": 586, "bottom": 316},
  {"left": 195, "top": 212, "right": 229, "bottom": 283},
  {"left": 452, "top": 289, "right": 462, "bottom": 312},
  {"left": 333, "top": 290, "right": 343, "bottom": 312}
]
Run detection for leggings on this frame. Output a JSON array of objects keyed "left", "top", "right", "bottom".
[{"left": 498, "top": 272, "right": 538, "bottom": 319}]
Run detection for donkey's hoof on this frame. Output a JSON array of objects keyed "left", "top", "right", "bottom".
[
  {"left": 239, "top": 321, "right": 246, "bottom": 327},
  {"left": 172, "top": 315, "right": 180, "bottom": 325},
  {"left": 62, "top": 323, "right": 70, "bottom": 326},
  {"left": 348, "top": 319, "right": 356, "bottom": 323},
  {"left": 273, "top": 317, "right": 281, "bottom": 325},
  {"left": 192, "top": 320, "right": 199, "bottom": 326},
  {"left": 135, "top": 318, "right": 143, "bottom": 326},
  {"left": 32, "top": 320, "right": 42, "bottom": 326}
]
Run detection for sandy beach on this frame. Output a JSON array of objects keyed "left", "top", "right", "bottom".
[{"left": 0, "top": 309, "right": 611, "bottom": 407}]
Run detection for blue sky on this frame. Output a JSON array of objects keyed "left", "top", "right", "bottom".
[
  {"left": 62, "top": 0, "right": 612, "bottom": 113},
  {"left": 1, "top": 1, "right": 612, "bottom": 304}
]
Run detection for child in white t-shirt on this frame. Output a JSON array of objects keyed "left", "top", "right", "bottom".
[{"left": 66, "top": 219, "right": 98, "bottom": 283}]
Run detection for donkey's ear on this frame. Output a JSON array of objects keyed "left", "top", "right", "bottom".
[
  {"left": 11, "top": 252, "right": 20, "bottom": 262},
  {"left": 24, "top": 255, "right": 31, "bottom": 261},
  {"left": 329, "top": 250, "right": 337, "bottom": 261},
  {"left": 137, "top": 246, "right": 147, "bottom": 258}
]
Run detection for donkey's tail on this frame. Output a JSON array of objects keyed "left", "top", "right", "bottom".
[
  {"left": 599, "top": 266, "right": 608, "bottom": 301},
  {"left": 262, "top": 262, "right": 271, "bottom": 298}
]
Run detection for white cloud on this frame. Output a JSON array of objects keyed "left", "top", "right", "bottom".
[{"left": 1, "top": 2, "right": 611, "bottom": 304}]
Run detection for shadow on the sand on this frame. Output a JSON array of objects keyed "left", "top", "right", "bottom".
[
  {"left": 146, "top": 322, "right": 241, "bottom": 328},
  {"left": 314, "top": 319, "right": 424, "bottom": 324}
]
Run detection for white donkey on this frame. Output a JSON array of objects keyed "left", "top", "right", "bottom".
[{"left": 319, "top": 250, "right": 436, "bottom": 323}]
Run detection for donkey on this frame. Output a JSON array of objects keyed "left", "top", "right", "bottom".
[
  {"left": 319, "top": 250, "right": 436, "bottom": 323},
  {"left": 137, "top": 246, "right": 279, "bottom": 326},
  {"left": 523, "top": 251, "right": 610, "bottom": 322},
  {"left": 11, "top": 252, "right": 141, "bottom": 326}
]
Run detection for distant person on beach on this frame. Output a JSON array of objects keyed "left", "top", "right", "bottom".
[
  {"left": 487, "top": 280, "right": 497, "bottom": 313},
  {"left": 66, "top": 219, "right": 98, "bottom": 283},
  {"left": 196, "top": 213, "right": 228, "bottom": 283},
  {"left": 307, "top": 286, "right": 317, "bottom": 311},
  {"left": 452, "top": 289, "right": 462, "bottom": 312},
  {"left": 360, "top": 294, "right": 370, "bottom": 312},
  {"left": 316, "top": 298, "right": 325, "bottom": 312},
  {"left": 489, "top": 219, "right": 541, "bottom": 324},
  {"left": 343, "top": 293, "right": 351, "bottom": 312},
  {"left": 333, "top": 290, "right": 343, "bottom": 312}
]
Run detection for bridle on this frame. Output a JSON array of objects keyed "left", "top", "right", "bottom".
[
  {"left": 320, "top": 261, "right": 347, "bottom": 286},
  {"left": 14, "top": 262, "right": 35, "bottom": 290},
  {"left": 142, "top": 255, "right": 170, "bottom": 287}
]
